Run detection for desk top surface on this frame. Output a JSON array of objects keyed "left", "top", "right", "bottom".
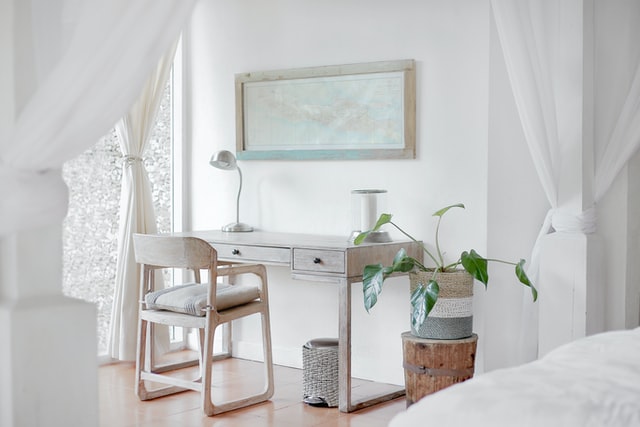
[{"left": 171, "top": 229, "right": 408, "bottom": 250}]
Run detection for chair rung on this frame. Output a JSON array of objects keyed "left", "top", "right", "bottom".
[
  {"left": 139, "top": 385, "right": 190, "bottom": 401},
  {"left": 212, "top": 352, "right": 231, "bottom": 361},
  {"left": 152, "top": 353, "right": 230, "bottom": 374},
  {"left": 140, "top": 371, "right": 202, "bottom": 392},
  {"left": 210, "top": 389, "right": 274, "bottom": 415},
  {"left": 151, "top": 358, "right": 199, "bottom": 373}
]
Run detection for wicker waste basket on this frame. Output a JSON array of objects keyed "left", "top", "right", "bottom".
[{"left": 302, "top": 338, "right": 339, "bottom": 407}]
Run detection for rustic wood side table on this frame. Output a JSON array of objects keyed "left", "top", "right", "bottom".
[{"left": 401, "top": 332, "right": 478, "bottom": 406}]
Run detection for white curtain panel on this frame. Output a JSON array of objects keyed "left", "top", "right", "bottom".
[
  {"left": 492, "top": 0, "right": 562, "bottom": 210},
  {"left": 108, "top": 43, "right": 177, "bottom": 360},
  {"left": 108, "top": 42, "right": 178, "bottom": 361},
  {"left": 491, "top": 0, "right": 563, "bottom": 362},
  {"left": 0, "top": 0, "right": 197, "bottom": 236},
  {"left": 594, "top": 60, "right": 640, "bottom": 202},
  {"left": 493, "top": 0, "right": 640, "bottom": 362}
]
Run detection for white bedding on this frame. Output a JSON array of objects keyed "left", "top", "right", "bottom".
[{"left": 389, "top": 328, "right": 640, "bottom": 427}]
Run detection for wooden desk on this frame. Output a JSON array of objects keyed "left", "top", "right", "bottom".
[{"left": 173, "top": 230, "right": 423, "bottom": 412}]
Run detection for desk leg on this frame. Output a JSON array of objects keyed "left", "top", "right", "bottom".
[
  {"left": 338, "top": 279, "right": 352, "bottom": 413},
  {"left": 338, "top": 279, "right": 405, "bottom": 413}
]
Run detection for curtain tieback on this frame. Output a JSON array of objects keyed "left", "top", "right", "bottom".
[
  {"left": 526, "top": 205, "right": 597, "bottom": 285},
  {"left": 123, "top": 155, "right": 144, "bottom": 166},
  {"left": 549, "top": 206, "right": 597, "bottom": 234}
]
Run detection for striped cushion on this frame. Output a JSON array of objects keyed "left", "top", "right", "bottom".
[{"left": 145, "top": 283, "right": 260, "bottom": 316}]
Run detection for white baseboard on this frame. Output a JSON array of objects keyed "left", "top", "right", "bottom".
[
  {"left": 233, "top": 340, "right": 303, "bottom": 369},
  {"left": 232, "top": 339, "right": 404, "bottom": 386}
]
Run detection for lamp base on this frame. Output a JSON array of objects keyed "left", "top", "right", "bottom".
[
  {"left": 222, "top": 222, "right": 253, "bottom": 232},
  {"left": 348, "top": 230, "right": 391, "bottom": 243}
]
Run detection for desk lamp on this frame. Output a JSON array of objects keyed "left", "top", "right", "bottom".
[{"left": 209, "top": 150, "right": 253, "bottom": 232}]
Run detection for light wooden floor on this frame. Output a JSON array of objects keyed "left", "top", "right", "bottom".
[{"left": 99, "top": 355, "right": 407, "bottom": 427}]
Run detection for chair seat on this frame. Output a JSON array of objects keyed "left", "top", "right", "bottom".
[{"left": 145, "top": 283, "right": 261, "bottom": 316}]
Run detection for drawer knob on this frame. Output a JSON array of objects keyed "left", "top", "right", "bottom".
[
  {"left": 232, "top": 249, "right": 240, "bottom": 255},
  {"left": 313, "top": 257, "right": 322, "bottom": 264}
]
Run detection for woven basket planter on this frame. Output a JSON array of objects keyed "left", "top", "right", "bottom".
[
  {"left": 409, "top": 270, "right": 474, "bottom": 340},
  {"left": 302, "top": 338, "right": 339, "bottom": 407}
]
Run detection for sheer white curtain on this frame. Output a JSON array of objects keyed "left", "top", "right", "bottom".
[
  {"left": 491, "top": 0, "right": 564, "bottom": 361},
  {"left": 595, "top": 60, "right": 640, "bottom": 202},
  {"left": 108, "top": 42, "right": 178, "bottom": 361},
  {"left": 0, "top": 0, "right": 197, "bottom": 237},
  {"left": 492, "top": 0, "right": 640, "bottom": 361}
]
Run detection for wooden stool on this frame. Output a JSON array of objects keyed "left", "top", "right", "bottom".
[{"left": 401, "top": 332, "right": 478, "bottom": 407}]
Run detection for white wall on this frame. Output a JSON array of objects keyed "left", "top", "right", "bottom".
[
  {"left": 184, "top": 0, "right": 640, "bottom": 382},
  {"left": 186, "top": 0, "right": 490, "bottom": 384}
]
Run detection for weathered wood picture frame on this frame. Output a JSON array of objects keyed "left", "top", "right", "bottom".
[{"left": 235, "top": 59, "right": 416, "bottom": 160}]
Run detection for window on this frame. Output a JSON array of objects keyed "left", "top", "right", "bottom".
[{"left": 62, "top": 51, "right": 180, "bottom": 356}]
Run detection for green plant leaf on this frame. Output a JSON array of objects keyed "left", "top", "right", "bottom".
[
  {"left": 353, "top": 232, "right": 367, "bottom": 246},
  {"left": 382, "top": 266, "right": 395, "bottom": 275},
  {"left": 392, "top": 247, "right": 407, "bottom": 265},
  {"left": 410, "top": 280, "right": 439, "bottom": 330},
  {"left": 424, "top": 280, "right": 439, "bottom": 315},
  {"left": 391, "top": 248, "right": 417, "bottom": 273},
  {"left": 461, "top": 249, "right": 489, "bottom": 287},
  {"left": 362, "top": 264, "right": 385, "bottom": 312},
  {"left": 353, "top": 213, "right": 393, "bottom": 245},
  {"left": 394, "top": 258, "right": 417, "bottom": 273},
  {"left": 433, "top": 203, "right": 465, "bottom": 217},
  {"left": 372, "top": 213, "right": 393, "bottom": 231},
  {"left": 361, "top": 249, "right": 419, "bottom": 314},
  {"left": 516, "top": 259, "right": 538, "bottom": 301}
]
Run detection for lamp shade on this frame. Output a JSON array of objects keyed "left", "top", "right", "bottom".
[{"left": 209, "top": 150, "right": 237, "bottom": 171}]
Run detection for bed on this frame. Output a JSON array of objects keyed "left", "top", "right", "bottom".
[{"left": 389, "top": 327, "right": 640, "bottom": 427}]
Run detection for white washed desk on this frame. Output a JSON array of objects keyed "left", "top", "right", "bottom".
[{"left": 172, "top": 230, "right": 423, "bottom": 413}]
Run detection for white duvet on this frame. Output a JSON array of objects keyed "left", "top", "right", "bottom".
[{"left": 389, "top": 328, "right": 640, "bottom": 427}]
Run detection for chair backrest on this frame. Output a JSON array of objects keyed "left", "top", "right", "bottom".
[{"left": 133, "top": 234, "right": 217, "bottom": 270}]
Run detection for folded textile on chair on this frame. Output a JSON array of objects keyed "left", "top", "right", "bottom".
[{"left": 145, "top": 283, "right": 260, "bottom": 316}]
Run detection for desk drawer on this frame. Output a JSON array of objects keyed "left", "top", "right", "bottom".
[
  {"left": 214, "top": 243, "right": 290, "bottom": 265},
  {"left": 293, "top": 248, "right": 345, "bottom": 274}
]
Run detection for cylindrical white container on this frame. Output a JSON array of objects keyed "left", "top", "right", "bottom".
[{"left": 350, "top": 189, "right": 390, "bottom": 243}]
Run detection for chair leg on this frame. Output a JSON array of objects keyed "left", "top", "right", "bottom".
[
  {"left": 198, "top": 328, "right": 206, "bottom": 379},
  {"left": 137, "top": 318, "right": 195, "bottom": 401},
  {"left": 261, "top": 309, "right": 275, "bottom": 399},
  {"left": 209, "top": 267, "right": 275, "bottom": 411},
  {"left": 202, "top": 311, "right": 274, "bottom": 416},
  {"left": 201, "top": 320, "right": 216, "bottom": 416},
  {"left": 135, "top": 318, "right": 149, "bottom": 399},
  {"left": 221, "top": 322, "right": 232, "bottom": 357}
]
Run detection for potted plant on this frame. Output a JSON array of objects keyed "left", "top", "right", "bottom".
[{"left": 354, "top": 203, "right": 537, "bottom": 339}]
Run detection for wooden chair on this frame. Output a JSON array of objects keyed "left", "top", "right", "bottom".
[{"left": 132, "top": 234, "right": 274, "bottom": 416}]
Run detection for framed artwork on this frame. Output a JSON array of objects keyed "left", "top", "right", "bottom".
[{"left": 235, "top": 59, "right": 416, "bottom": 160}]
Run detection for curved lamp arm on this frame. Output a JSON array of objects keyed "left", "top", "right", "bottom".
[{"left": 235, "top": 166, "right": 243, "bottom": 225}]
